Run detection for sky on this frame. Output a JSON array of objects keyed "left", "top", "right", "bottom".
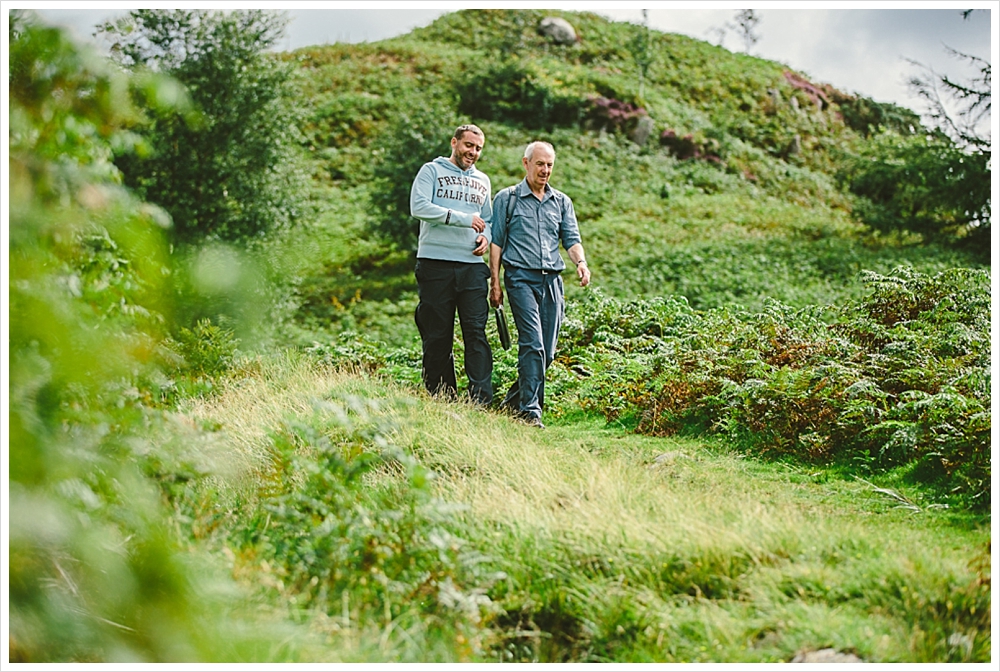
[{"left": 20, "top": 2, "right": 998, "bottom": 129}]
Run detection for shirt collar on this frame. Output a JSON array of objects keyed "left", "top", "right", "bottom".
[{"left": 517, "top": 178, "right": 552, "bottom": 201}]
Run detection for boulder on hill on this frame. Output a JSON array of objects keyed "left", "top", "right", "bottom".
[{"left": 538, "top": 17, "right": 577, "bottom": 45}]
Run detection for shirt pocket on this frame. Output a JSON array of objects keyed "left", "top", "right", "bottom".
[{"left": 543, "top": 205, "right": 562, "bottom": 233}]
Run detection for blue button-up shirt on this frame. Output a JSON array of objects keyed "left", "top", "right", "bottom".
[{"left": 491, "top": 179, "right": 582, "bottom": 273}]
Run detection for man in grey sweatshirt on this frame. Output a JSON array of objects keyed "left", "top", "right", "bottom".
[{"left": 410, "top": 124, "right": 494, "bottom": 404}]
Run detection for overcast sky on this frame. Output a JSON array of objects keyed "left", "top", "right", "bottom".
[{"left": 26, "top": 2, "right": 996, "bottom": 127}]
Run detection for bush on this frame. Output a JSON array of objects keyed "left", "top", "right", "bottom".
[
  {"left": 584, "top": 96, "right": 647, "bottom": 134},
  {"left": 99, "top": 10, "right": 308, "bottom": 243},
  {"left": 659, "top": 129, "right": 723, "bottom": 163},
  {"left": 557, "top": 268, "right": 990, "bottom": 510},
  {"left": 838, "top": 95, "right": 922, "bottom": 137},
  {"left": 170, "top": 318, "right": 241, "bottom": 378},
  {"left": 456, "top": 60, "right": 586, "bottom": 130}
]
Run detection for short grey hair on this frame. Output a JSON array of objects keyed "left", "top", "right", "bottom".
[{"left": 524, "top": 141, "right": 555, "bottom": 161}]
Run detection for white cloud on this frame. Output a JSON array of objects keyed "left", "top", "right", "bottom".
[{"left": 31, "top": 5, "right": 994, "bottom": 120}]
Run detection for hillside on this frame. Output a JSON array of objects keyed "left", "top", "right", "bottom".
[
  {"left": 275, "top": 9, "right": 983, "bottom": 348},
  {"left": 8, "top": 9, "right": 990, "bottom": 664}
]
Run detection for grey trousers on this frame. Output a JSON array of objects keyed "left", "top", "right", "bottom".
[{"left": 501, "top": 267, "right": 565, "bottom": 419}]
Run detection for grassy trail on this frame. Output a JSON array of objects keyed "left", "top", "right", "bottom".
[{"left": 179, "top": 356, "right": 990, "bottom": 663}]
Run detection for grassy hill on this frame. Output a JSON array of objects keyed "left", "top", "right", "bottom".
[
  {"left": 9, "top": 9, "right": 990, "bottom": 664},
  {"left": 272, "top": 9, "right": 982, "bottom": 348},
  {"left": 267, "top": 10, "right": 989, "bottom": 516},
  {"left": 165, "top": 354, "right": 990, "bottom": 663}
]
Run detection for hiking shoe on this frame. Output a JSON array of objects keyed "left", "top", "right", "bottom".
[{"left": 526, "top": 417, "right": 545, "bottom": 429}]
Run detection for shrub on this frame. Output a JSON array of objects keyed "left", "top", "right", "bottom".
[
  {"left": 170, "top": 318, "right": 241, "bottom": 378},
  {"left": 98, "top": 10, "right": 308, "bottom": 243},
  {"left": 584, "top": 95, "right": 647, "bottom": 134},
  {"left": 838, "top": 95, "right": 922, "bottom": 137},
  {"left": 557, "top": 268, "right": 990, "bottom": 510},
  {"left": 660, "top": 129, "right": 723, "bottom": 163},
  {"left": 456, "top": 60, "right": 586, "bottom": 130}
]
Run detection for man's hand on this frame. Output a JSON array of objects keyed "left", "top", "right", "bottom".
[
  {"left": 471, "top": 215, "right": 486, "bottom": 233},
  {"left": 472, "top": 234, "right": 488, "bottom": 257},
  {"left": 489, "top": 280, "right": 503, "bottom": 308},
  {"left": 577, "top": 261, "right": 591, "bottom": 287}
]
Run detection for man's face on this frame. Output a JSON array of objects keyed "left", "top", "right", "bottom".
[
  {"left": 450, "top": 131, "right": 484, "bottom": 170},
  {"left": 523, "top": 145, "right": 555, "bottom": 192}
]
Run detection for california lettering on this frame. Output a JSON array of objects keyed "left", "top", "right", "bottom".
[
  {"left": 435, "top": 175, "right": 488, "bottom": 205},
  {"left": 435, "top": 188, "right": 486, "bottom": 206}
]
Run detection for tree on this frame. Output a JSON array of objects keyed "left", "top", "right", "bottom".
[
  {"left": 707, "top": 9, "right": 761, "bottom": 54},
  {"left": 844, "top": 15, "right": 990, "bottom": 259},
  {"left": 732, "top": 10, "right": 761, "bottom": 54},
  {"left": 908, "top": 46, "right": 990, "bottom": 151},
  {"left": 846, "top": 133, "right": 989, "bottom": 250},
  {"left": 627, "top": 10, "right": 654, "bottom": 100},
  {"left": 97, "top": 10, "right": 307, "bottom": 243}
]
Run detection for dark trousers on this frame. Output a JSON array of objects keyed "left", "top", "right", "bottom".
[
  {"left": 501, "top": 267, "right": 564, "bottom": 420},
  {"left": 414, "top": 258, "right": 493, "bottom": 405}
]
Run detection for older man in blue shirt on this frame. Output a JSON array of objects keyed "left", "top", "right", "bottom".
[{"left": 489, "top": 141, "right": 591, "bottom": 428}]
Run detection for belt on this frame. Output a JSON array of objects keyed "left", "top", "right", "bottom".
[{"left": 504, "top": 264, "right": 563, "bottom": 277}]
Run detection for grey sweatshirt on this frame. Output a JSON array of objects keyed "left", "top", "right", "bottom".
[{"left": 410, "top": 156, "right": 493, "bottom": 263}]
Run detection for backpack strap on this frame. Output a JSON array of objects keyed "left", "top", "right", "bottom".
[{"left": 504, "top": 185, "right": 517, "bottom": 228}]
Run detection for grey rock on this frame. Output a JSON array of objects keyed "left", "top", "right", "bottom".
[
  {"left": 538, "top": 17, "right": 577, "bottom": 45},
  {"left": 650, "top": 451, "right": 689, "bottom": 466},
  {"left": 790, "top": 648, "right": 863, "bottom": 663}
]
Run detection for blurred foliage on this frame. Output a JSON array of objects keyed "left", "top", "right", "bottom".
[
  {"left": 8, "top": 13, "right": 308, "bottom": 662},
  {"left": 97, "top": 9, "right": 309, "bottom": 243}
]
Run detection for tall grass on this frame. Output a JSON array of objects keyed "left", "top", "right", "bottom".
[
  {"left": 12, "top": 9, "right": 989, "bottom": 664},
  {"left": 176, "top": 353, "right": 990, "bottom": 662}
]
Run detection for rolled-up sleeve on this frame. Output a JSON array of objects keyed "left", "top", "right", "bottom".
[
  {"left": 491, "top": 189, "right": 510, "bottom": 249},
  {"left": 410, "top": 164, "right": 473, "bottom": 227},
  {"left": 558, "top": 194, "right": 582, "bottom": 250}
]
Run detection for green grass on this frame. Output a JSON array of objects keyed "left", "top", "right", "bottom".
[
  {"left": 12, "top": 9, "right": 989, "bottom": 663},
  {"left": 172, "top": 353, "right": 990, "bottom": 663}
]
